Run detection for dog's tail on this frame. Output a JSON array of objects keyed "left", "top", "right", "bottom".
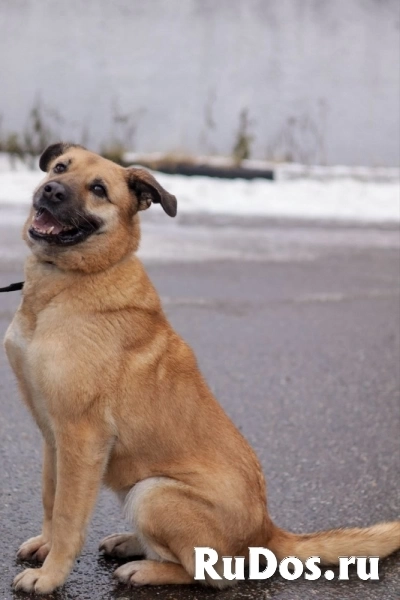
[{"left": 267, "top": 520, "right": 400, "bottom": 564}]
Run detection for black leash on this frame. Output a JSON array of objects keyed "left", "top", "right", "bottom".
[{"left": 0, "top": 281, "right": 24, "bottom": 292}]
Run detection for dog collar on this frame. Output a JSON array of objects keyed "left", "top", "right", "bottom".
[{"left": 0, "top": 281, "right": 24, "bottom": 292}]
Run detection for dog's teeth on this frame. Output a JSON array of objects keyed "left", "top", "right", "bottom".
[{"left": 47, "top": 226, "right": 55, "bottom": 234}]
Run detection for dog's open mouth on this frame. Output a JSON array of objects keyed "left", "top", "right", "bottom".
[{"left": 29, "top": 208, "right": 100, "bottom": 246}]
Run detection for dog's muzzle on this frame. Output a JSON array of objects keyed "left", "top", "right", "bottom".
[{"left": 29, "top": 182, "right": 102, "bottom": 247}]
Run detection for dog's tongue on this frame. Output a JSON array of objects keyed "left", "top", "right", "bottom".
[{"left": 32, "top": 209, "right": 64, "bottom": 235}]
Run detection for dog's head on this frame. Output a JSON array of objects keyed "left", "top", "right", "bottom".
[{"left": 24, "top": 143, "right": 177, "bottom": 272}]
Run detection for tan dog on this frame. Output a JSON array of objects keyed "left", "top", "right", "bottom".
[{"left": 4, "top": 143, "right": 400, "bottom": 594}]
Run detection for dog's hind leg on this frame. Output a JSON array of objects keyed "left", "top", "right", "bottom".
[
  {"left": 99, "top": 488, "right": 146, "bottom": 558},
  {"left": 113, "top": 477, "right": 238, "bottom": 588},
  {"left": 99, "top": 533, "right": 144, "bottom": 558},
  {"left": 114, "top": 560, "right": 193, "bottom": 586}
]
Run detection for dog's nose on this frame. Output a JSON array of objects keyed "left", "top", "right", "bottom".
[{"left": 42, "top": 181, "right": 67, "bottom": 203}]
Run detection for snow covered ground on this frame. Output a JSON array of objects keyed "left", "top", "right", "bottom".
[{"left": 0, "top": 155, "right": 399, "bottom": 224}]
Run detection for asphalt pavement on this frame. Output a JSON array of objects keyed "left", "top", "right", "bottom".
[{"left": 0, "top": 208, "right": 399, "bottom": 599}]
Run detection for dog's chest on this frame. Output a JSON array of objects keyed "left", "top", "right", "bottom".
[
  {"left": 4, "top": 311, "right": 32, "bottom": 381},
  {"left": 5, "top": 302, "right": 117, "bottom": 432},
  {"left": 4, "top": 311, "right": 55, "bottom": 440}
]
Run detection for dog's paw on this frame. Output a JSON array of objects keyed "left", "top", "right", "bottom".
[
  {"left": 17, "top": 535, "right": 51, "bottom": 562},
  {"left": 13, "top": 567, "right": 62, "bottom": 594},
  {"left": 114, "top": 560, "right": 155, "bottom": 586},
  {"left": 113, "top": 560, "right": 192, "bottom": 586},
  {"left": 99, "top": 533, "right": 143, "bottom": 558}
]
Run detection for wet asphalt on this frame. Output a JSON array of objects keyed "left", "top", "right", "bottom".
[{"left": 0, "top": 210, "right": 399, "bottom": 600}]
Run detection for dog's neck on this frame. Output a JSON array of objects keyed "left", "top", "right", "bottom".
[{"left": 21, "top": 248, "right": 160, "bottom": 318}]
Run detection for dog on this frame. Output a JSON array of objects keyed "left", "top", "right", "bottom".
[{"left": 4, "top": 143, "right": 400, "bottom": 594}]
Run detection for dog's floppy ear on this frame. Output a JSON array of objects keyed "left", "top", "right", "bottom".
[
  {"left": 39, "top": 143, "right": 82, "bottom": 172},
  {"left": 126, "top": 167, "right": 177, "bottom": 217}
]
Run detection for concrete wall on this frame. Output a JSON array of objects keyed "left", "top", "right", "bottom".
[{"left": 0, "top": 0, "right": 399, "bottom": 166}]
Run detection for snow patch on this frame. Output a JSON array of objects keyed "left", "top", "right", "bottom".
[{"left": 0, "top": 159, "right": 398, "bottom": 224}]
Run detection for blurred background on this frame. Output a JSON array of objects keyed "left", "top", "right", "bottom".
[
  {"left": 0, "top": 0, "right": 399, "bottom": 166},
  {"left": 0, "top": 0, "right": 399, "bottom": 223},
  {"left": 0, "top": 3, "right": 399, "bottom": 599}
]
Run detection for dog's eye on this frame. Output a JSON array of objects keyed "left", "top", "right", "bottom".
[
  {"left": 54, "top": 163, "right": 66, "bottom": 174},
  {"left": 91, "top": 184, "right": 107, "bottom": 198}
]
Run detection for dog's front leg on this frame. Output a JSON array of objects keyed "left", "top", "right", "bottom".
[
  {"left": 17, "top": 441, "right": 55, "bottom": 562},
  {"left": 14, "top": 422, "right": 110, "bottom": 594}
]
